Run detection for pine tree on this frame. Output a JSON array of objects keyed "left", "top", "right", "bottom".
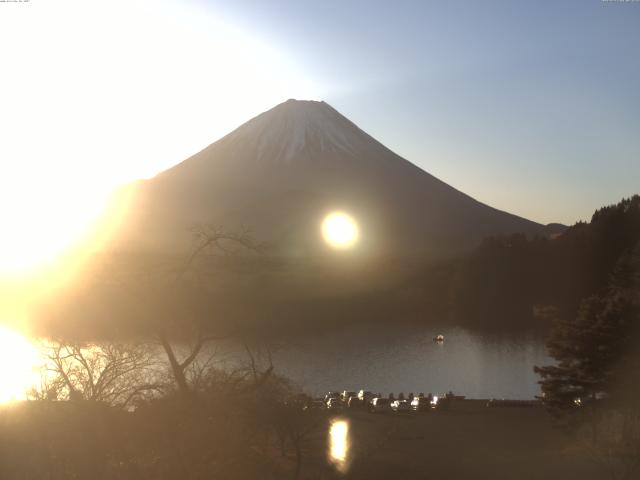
[{"left": 534, "top": 243, "right": 640, "bottom": 429}]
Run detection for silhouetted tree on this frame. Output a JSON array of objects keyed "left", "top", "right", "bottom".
[
  {"left": 154, "top": 225, "right": 262, "bottom": 395},
  {"left": 31, "top": 339, "right": 162, "bottom": 408},
  {"left": 535, "top": 242, "right": 640, "bottom": 479},
  {"left": 535, "top": 243, "right": 639, "bottom": 426}
]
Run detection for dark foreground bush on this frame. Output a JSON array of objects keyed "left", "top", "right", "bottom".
[{"left": 0, "top": 382, "right": 330, "bottom": 480}]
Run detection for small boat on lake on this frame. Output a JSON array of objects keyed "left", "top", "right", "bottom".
[{"left": 433, "top": 334, "right": 444, "bottom": 343}]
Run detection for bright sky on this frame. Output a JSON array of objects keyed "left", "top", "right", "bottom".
[
  {"left": 0, "top": 0, "right": 318, "bottom": 273},
  {"left": 1, "top": 0, "right": 639, "bottom": 274},
  {"left": 206, "top": 0, "right": 640, "bottom": 225}
]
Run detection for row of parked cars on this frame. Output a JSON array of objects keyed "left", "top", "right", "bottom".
[{"left": 321, "top": 390, "right": 442, "bottom": 413}]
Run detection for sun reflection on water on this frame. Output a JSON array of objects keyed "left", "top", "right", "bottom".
[
  {"left": 0, "top": 327, "right": 40, "bottom": 403},
  {"left": 328, "top": 418, "right": 350, "bottom": 473}
]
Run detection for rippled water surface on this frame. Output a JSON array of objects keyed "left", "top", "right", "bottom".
[{"left": 268, "top": 323, "right": 550, "bottom": 400}]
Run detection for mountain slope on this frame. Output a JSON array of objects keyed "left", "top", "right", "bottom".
[{"left": 113, "top": 99, "right": 553, "bottom": 258}]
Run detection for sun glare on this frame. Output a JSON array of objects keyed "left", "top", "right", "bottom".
[
  {"left": 322, "top": 212, "right": 360, "bottom": 249},
  {"left": 0, "top": 1, "right": 318, "bottom": 276},
  {"left": 0, "top": 327, "right": 39, "bottom": 403}
]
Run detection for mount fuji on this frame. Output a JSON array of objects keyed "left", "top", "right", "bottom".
[{"left": 113, "top": 99, "right": 556, "bottom": 258}]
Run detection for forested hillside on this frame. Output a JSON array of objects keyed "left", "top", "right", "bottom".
[{"left": 408, "top": 195, "right": 640, "bottom": 330}]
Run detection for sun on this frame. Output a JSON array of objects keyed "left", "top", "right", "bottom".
[{"left": 322, "top": 212, "right": 359, "bottom": 249}]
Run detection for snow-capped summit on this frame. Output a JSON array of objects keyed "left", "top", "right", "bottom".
[
  {"left": 222, "top": 99, "right": 362, "bottom": 164},
  {"left": 164, "top": 99, "right": 402, "bottom": 176}
]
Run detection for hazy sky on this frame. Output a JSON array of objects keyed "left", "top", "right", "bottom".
[
  {"left": 204, "top": 0, "right": 640, "bottom": 225},
  {"left": 1, "top": 0, "right": 639, "bottom": 265}
]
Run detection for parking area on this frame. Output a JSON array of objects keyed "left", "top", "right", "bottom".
[{"left": 302, "top": 398, "right": 602, "bottom": 480}]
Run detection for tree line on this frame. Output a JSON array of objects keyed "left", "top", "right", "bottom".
[{"left": 405, "top": 195, "right": 640, "bottom": 331}]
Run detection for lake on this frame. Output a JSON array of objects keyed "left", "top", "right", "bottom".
[
  {"left": 265, "top": 323, "right": 551, "bottom": 400},
  {"left": 8, "top": 322, "right": 551, "bottom": 402}
]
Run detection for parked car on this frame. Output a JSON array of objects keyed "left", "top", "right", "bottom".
[
  {"left": 347, "top": 396, "right": 368, "bottom": 408},
  {"left": 410, "top": 396, "right": 431, "bottom": 412},
  {"left": 341, "top": 390, "right": 356, "bottom": 401},
  {"left": 436, "top": 391, "right": 463, "bottom": 410},
  {"left": 358, "top": 390, "right": 374, "bottom": 404},
  {"left": 326, "top": 397, "right": 344, "bottom": 410},
  {"left": 390, "top": 399, "right": 411, "bottom": 413},
  {"left": 369, "top": 397, "right": 391, "bottom": 413},
  {"left": 324, "top": 391, "right": 340, "bottom": 403}
]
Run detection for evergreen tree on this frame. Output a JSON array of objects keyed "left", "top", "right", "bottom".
[
  {"left": 534, "top": 242, "right": 640, "bottom": 429},
  {"left": 439, "top": 195, "right": 640, "bottom": 329}
]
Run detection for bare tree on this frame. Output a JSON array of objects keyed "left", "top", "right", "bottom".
[
  {"left": 31, "top": 339, "right": 163, "bottom": 408},
  {"left": 156, "top": 330, "right": 231, "bottom": 396},
  {"left": 88, "top": 225, "right": 266, "bottom": 397},
  {"left": 265, "top": 394, "right": 326, "bottom": 480},
  {"left": 156, "top": 225, "right": 263, "bottom": 396},
  {"left": 240, "top": 337, "right": 277, "bottom": 387}
]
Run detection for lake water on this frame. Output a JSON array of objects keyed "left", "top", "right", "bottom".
[
  {"left": 266, "top": 323, "right": 551, "bottom": 400},
  {"left": 9, "top": 322, "right": 550, "bottom": 403}
]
